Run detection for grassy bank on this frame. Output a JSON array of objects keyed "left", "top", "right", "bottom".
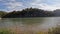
[{"left": 0, "top": 26, "right": 60, "bottom": 34}]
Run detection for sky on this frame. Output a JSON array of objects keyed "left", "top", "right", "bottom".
[{"left": 0, "top": 0, "right": 60, "bottom": 12}]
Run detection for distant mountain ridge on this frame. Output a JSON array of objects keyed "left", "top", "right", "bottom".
[
  {"left": 0, "top": 8, "right": 60, "bottom": 18},
  {"left": 54, "top": 9, "right": 60, "bottom": 16}
]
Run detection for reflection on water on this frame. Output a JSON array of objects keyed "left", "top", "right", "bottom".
[{"left": 0, "top": 17, "right": 60, "bottom": 33}]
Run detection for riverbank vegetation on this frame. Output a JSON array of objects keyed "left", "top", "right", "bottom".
[
  {"left": 0, "top": 25, "right": 60, "bottom": 34},
  {"left": 0, "top": 8, "right": 54, "bottom": 18},
  {"left": 0, "top": 11, "right": 7, "bottom": 17},
  {"left": 0, "top": 7, "right": 60, "bottom": 18}
]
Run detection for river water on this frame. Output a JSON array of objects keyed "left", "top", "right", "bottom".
[{"left": 0, "top": 17, "right": 60, "bottom": 33}]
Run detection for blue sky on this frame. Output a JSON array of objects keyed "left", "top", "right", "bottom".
[{"left": 0, "top": 0, "right": 60, "bottom": 12}]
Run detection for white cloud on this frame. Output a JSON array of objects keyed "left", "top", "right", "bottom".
[
  {"left": 30, "top": 0, "right": 60, "bottom": 11},
  {"left": 1, "top": 0, "right": 60, "bottom": 12},
  {"left": 31, "top": 3, "right": 55, "bottom": 11},
  {"left": 6, "top": 2, "right": 23, "bottom": 9},
  {"left": 3, "top": 0, "right": 23, "bottom": 11}
]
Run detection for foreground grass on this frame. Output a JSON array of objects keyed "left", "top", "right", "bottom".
[
  {"left": 0, "top": 29, "right": 16, "bottom": 34},
  {"left": 48, "top": 25, "right": 60, "bottom": 34},
  {"left": 0, "top": 26, "right": 60, "bottom": 34}
]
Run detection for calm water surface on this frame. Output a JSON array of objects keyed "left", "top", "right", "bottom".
[{"left": 0, "top": 17, "right": 60, "bottom": 32}]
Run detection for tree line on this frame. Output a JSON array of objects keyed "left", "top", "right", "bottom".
[{"left": 0, "top": 8, "right": 59, "bottom": 18}]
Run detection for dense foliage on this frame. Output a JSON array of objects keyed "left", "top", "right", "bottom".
[
  {"left": 0, "top": 11, "right": 7, "bottom": 17},
  {"left": 1, "top": 8, "right": 53, "bottom": 18},
  {"left": 0, "top": 8, "right": 60, "bottom": 18}
]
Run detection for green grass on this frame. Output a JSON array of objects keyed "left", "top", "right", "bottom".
[
  {"left": 0, "top": 29, "right": 16, "bottom": 34},
  {"left": 48, "top": 25, "right": 60, "bottom": 34},
  {"left": 0, "top": 26, "right": 60, "bottom": 34}
]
